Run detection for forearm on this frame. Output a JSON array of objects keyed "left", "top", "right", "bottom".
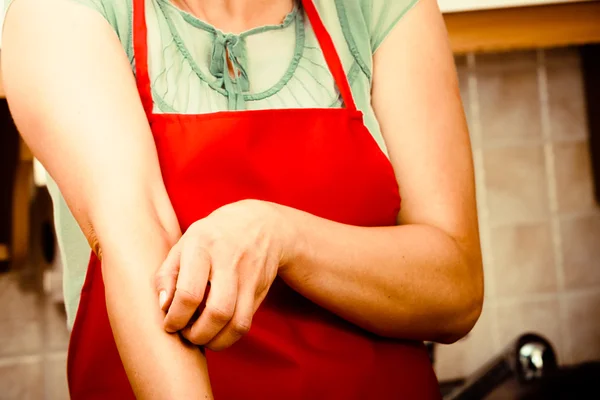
[
  {"left": 280, "top": 208, "right": 483, "bottom": 344},
  {"left": 95, "top": 201, "right": 212, "bottom": 399}
]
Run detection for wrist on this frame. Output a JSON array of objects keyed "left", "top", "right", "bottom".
[{"left": 273, "top": 203, "right": 307, "bottom": 275}]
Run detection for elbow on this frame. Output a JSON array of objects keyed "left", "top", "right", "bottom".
[
  {"left": 85, "top": 223, "right": 103, "bottom": 261},
  {"left": 437, "top": 257, "right": 484, "bottom": 345},
  {"left": 436, "top": 296, "right": 483, "bottom": 345},
  {"left": 83, "top": 191, "right": 181, "bottom": 266},
  {"left": 368, "top": 251, "right": 484, "bottom": 344},
  {"left": 371, "top": 229, "right": 485, "bottom": 344},
  {"left": 369, "top": 283, "right": 484, "bottom": 343}
]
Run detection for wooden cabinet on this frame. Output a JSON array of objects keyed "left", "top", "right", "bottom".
[
  {"left": 443, "top": 1, "right": 600, "bottom": 53},
  {"left": 439, "top": 0, "right": 596, "bottom": 13}
]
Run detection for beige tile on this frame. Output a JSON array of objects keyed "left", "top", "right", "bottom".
[
  {"left": 483, "top": 262, "right": 496, "bottom": 300},
  {"left": 546, "top": 52, "right": 588, "bottom": 139},
  {"left": 477, "top": 53, "right": 542, "bottom": 146},
  {"left": 455, "top": 55, "right": 468, "bottom": 68},
  {"left": 476, "top": 51, "right": 538, "bottom": 70},
  {"left": 474, "top": 155, "right": 489, "bottom": 220},
  {"left": 496, "top": 297, "right": 564, "bottom": 363},
  {"left": 0, "top": 274, "right": 43, "bottom": 357},
  {"left": 474, "top": 201, "right": 495, "bottom": 299},
  {"left": 46, "top": 302, "right": 70, "bottom": 351},
  {"left": 544, "top": 47, "right": 580, "bottom": 66},
  {"left": 435, "top": 342, "right": 466, "bottom": 381},
  {"left": 491, "top": 223, "right": 556, "bottom": 297},
  {"left": 435, "top": 302, "right": 496, "bottom": 381},
  {"left": 45, "top": 354, "right": 69, "bottom": 400},
  {"left": 554, "top": 141, "right": 596, "bottom": 213},
  {"left": 483, "top": 146, "right": 549, "bottom": 226},
  {"left": 455, "top": 58, "right": 474, "bottom": 145},
  {"left": 560, "top": 216, "right": 600, "bottom": 290},
  {"left": 564, "top": 291, "right": 600, "bottom": 364},
  {"left": 0, "top": 359, "right": 43, "bottom": 400},
  {"left": 479, "top": 226, "right": 496, "bottom": 300}
]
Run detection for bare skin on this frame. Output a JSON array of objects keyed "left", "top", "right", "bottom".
[
  {"left": 3, "top": 0, "right": 483, "bottom": 397},
  {"left": 173, "top": 0, "right": 294, "bottom": 33}
]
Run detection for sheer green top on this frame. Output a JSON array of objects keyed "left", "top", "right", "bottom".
[{"left": 5, "top": 0, "right": 419, "bottom": 327}]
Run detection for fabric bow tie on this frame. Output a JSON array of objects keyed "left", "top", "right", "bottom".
[{"left": 210, "top": 33, "right": 250, "bottom": 110}]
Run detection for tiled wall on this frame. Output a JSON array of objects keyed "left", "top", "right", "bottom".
[
  {"left": 0, "top": 47, "right": 598, "bottom": 398},
  {"left": 0, "top": 270, "right": 70, "bottom": 399},
  {"left": 0, "top": 190, "right": 69, "bottom": 397},
  {"left": 435, "top": 48, "right": 600, "bottom": 381}
]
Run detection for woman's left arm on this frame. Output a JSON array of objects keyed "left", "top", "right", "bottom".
[{"left": 279, "top": 0, "right": 483, "bottom": 344}]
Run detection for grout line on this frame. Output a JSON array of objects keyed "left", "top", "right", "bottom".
[
  {"left": 561, "top": 286, "right": 600, "bottom": 299},
  {"left": 546, "top": 134, "right": 589, "bottom": 143},
  {"left": 537, "top": 49, "right": 571, "bottom": 364},
  {"left": 44, "top": 352, "right": 68, "bottom": 362},
  {"left": 484, "top": 208, "right": 600, "bottom": 229},
  {"left": 0, "top": 354, "right": 43, "bottom": 367},
  {"left": 0, "top": 350, "right": 67, "bottom": 367},
  {"left": 491, "top": 285, "right": 600, "bottom": 306},
  {"left": 477, "top": 134, "right": 589, "bottom": 150},
  {"left": 556, "top": 209, "right": 600, "bottom": 220},
  {"left": 467, "top": 52, "right": 501, "bottom": 354}
]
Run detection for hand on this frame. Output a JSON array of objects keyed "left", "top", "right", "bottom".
[{"left": 154, "top": 199, "right": 295, "bottom": 351}]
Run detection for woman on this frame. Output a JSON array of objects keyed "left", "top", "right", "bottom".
[{"left": 2, "top": 0, "right": 483, "bottom": 398}]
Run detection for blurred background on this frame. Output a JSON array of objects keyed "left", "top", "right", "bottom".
[{"left": 1, "top": 0, "right": 600, "bottom": 399}]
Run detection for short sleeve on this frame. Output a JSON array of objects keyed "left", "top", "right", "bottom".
[{"left": 363, "top": 0, "right": 420, "bottom": 53}]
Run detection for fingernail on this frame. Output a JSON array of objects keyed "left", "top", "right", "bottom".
[{"left": 159, "top": 291, "right": 167, "bottom": 309}]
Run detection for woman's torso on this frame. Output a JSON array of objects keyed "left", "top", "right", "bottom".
[{"left": 4, "top": 0, "right": 419, "bottom": 327}]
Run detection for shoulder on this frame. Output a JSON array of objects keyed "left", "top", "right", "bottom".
[
  {"left": 314, "top": 0, "right": 420, "bottom": 53},
  {"left": 70, "top": 0, "right": 132, "bottom": 44},
  {"left": 5, "top": 0, "right": 132, "bottom": 50},
  {"left": 74, "top": 0, "right": 134, "bottom": 62}
]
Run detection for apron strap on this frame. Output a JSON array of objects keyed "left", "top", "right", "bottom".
[
  {"left": 132, "top": 0, "right": 358, "bottom": 114},
  {"left": 300, "top": 0, "right": 358, "bottom": 112},
  {"left": 133, "top": 0, "right": 154, "bottom": 116}
]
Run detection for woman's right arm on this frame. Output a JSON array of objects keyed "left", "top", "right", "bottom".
[{"left": 2, "top": 0, "right": 212, "bottom": 398}]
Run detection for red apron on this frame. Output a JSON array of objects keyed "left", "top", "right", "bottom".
[{"left": 67, "top": 0, "right": 441, "bottom": 398}]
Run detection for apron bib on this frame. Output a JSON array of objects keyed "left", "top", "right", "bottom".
[{"left": 67, "top": 1, "right": 441, "bottom": 398}]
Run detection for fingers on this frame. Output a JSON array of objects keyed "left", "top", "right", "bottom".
[
  {"left": 182, "top": 263, "right": 238, "bottom": 346},
  {"left": 163, "top": 245, "right": 211, "bottom": 333},
  {"left": 155, "top": 244, "right": 181, "bottom": 312},
  {"left": 200, "top": 287, "right": 255, "bottom": 351}
]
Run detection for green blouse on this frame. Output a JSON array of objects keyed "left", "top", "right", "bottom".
[{"left": 6, "top": 0, "right": 419, "bottom": 327}]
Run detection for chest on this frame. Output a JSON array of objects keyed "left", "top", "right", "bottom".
[{"left": 144, "top": 1, "right": 367, "bottom": 113}]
